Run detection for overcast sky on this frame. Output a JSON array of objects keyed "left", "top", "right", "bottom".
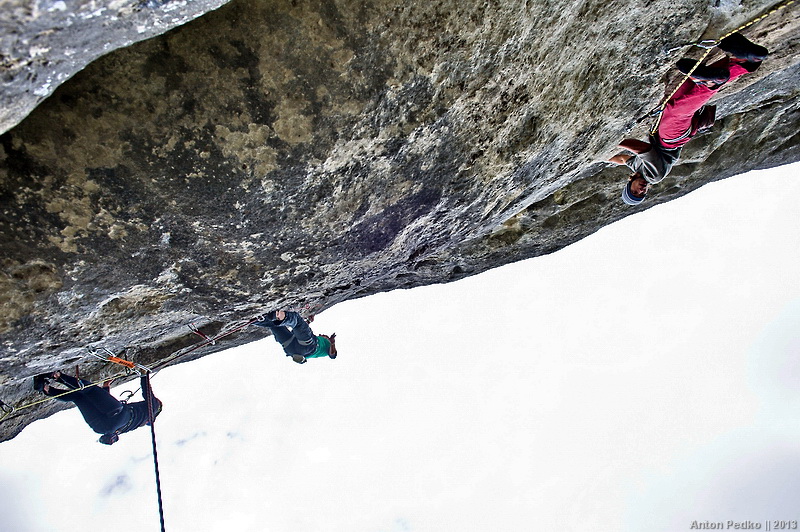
[{"left": 1, "top": 162, "right": 799, "bottom": 532}]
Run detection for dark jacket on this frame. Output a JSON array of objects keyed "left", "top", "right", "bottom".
[{"left": 105, "top": 375, "right": 161, "bottom": 440}]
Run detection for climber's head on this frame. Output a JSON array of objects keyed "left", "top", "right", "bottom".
[{"left": 622, "top": 174, "right": 649, "bottom": 205}]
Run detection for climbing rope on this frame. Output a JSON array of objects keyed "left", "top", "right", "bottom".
[
  {"left": 189, "top": 323, "right": 216, "bottom": 345},
  {"left": 0, "top": 370, "right": 130, "bottom": 424},
  {"left": 83, "top": 317, "right": 264, "bottom": 401},
  {"left": 151, "top": 302, "right": 320, "bottom": 373},
  {"left": 87, "top": 346, "right": 153, "bottom": 374},
  {"left": 144, "top": 371, "right": 166, "bottom": 532},
  {"left": 1, "top": 312, "right": 273, "bottom": 423},
  {"left": 150, "top": 317, "right": 261, "bottom": 372},
  {"left": 0, "top": 369, "right": 167, "bottom": 528},
  {"left": 650, "top": 0, "right": 796, "bottom": 135},
  {"left": 1, "top": 311, "right": 278, "bottom": 532},
  {"left": 727, "top": 0, "right": 796, "bottom": 36},
  {"left": 0, "top": 346, "right": 147, "bottom": 423},
  {"left": 0, "top": 400, "right": 14, "bottom": 416}
]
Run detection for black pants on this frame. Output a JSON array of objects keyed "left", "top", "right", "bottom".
[
  {"left": 254, "top": 311, "right": 318, "bottom": 357},
  {"left": 50, "top": 374, "right": 130, "bottom": 435}
]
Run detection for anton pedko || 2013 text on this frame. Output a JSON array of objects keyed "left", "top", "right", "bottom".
[{"left": 690, "top": 520, "right": 798, "bottom": 530}]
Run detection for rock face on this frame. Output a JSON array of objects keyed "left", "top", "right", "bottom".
[
  {"left": 0, "top": 0, "right": 231, "bottom": 135},
  {"left": 1, "top": 0, "right": 799, "bottom": 441}
]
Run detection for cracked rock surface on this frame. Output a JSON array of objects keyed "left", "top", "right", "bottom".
[{"left": 1, "top": 0, "right": 799, "bottom": 440}]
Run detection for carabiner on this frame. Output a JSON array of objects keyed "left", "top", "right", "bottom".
[
  {"left": 694, "top": 39, "right": 718, "bottom": 50},
  {"left": 189, "top": 323, "right": 216, "bottom": 345},
  {"left": 0, "top": 400, "right": 14, "bottom": 414}
]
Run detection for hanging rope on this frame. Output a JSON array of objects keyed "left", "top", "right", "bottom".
[
  {"left": 1, "top": 313, "right": 269, "bottom": 531},
  {"left": 650, "top": 0, "right": 796, "bottom": 135},
  {"left": 1, "top": 368, "right": 167, "bottom": 529},
  {"left": 144, "top": 371, "right": 166, "bottom": 532},
  {"left": 2, "top": 314, "right": 262, "bottom": 423}
]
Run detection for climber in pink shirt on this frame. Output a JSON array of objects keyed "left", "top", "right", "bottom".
[{"left": 610, "top": 32, "right": 768, "bottom": 205}]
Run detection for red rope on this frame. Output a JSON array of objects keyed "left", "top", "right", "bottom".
[{"left": 151, "top": 318, "right": 259, "bottom": 372}]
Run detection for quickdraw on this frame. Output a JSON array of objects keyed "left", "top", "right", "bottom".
[
  {"left": 0, "top": 400, "right": 14, "bottom": 415},
  {"left": 2, "top": 311, "right": 286, "bottom": 424},
  {"left": 150, "top": 317, "right": 261, "bottom": 372},
  {"left": 86, "top": 346, "right": 151, "bottom": 375},
  {"left": 118, "top": 389, "right": 135, "bottom": 403},
  {"left": 189, "top": 323, "right": 217, "bottom": 345},
  {"left": 665, "top": 39, "right": 718, "bottom": 54},
  {"left": 0, "top": 370, "right": 129, "bottom": 424}
]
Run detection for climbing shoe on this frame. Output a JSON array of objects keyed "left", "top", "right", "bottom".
[
  {"left": 676, "top": 58, "right": 730, "bottom": 85},
  {"left": 718, "top": 33, "right": 768, "bottom": 62},
  {"left": 32, "top": 372, "right": 55, "bottom": 392}
]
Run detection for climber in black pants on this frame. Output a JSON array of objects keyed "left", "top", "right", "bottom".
[
  {"left": 253, "top": 310, "right": 337, "bottom": 364},
  {"left": 33, "top": 371, "right": 162, "bottom": 445}
]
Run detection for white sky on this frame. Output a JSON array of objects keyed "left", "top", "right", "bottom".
[{"left": 1, "top": 162, "right": 799, "bottom": 532}]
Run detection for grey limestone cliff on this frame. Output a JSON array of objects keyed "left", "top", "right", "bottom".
[
  {"left": 0, "top": 0, "right": 231, "bottom": 135},
  {"left": 1, "top": 0, "right": 799, "bottom": 441}
]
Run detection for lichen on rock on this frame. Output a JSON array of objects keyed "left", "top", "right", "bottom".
[{"left": 0, "top": 0, "right": 799, "bottom": 441}]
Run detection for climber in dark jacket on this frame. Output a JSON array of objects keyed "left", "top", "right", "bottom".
[
  {"left": 253, "top": 310, "right": 337, "bottom": 364},
  {"left": 33, "top": 371, "right": 162, "bottom": 445},
  {"left": 609, "top": 32, "right": 768, "bottom": 205}
]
